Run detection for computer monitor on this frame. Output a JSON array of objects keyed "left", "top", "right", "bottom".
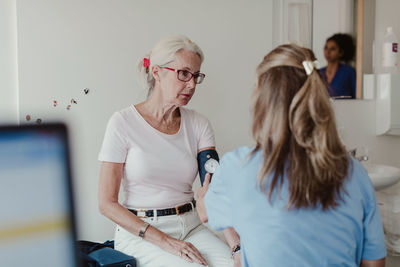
[{"left": 0, "top": 124, "right": 79, "bottom": 267}]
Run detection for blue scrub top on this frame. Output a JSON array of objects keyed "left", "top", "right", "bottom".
[
  {"left": 320, "top": 64, "right": 356, "bottom": 98},
  {"left": 204, "top": 146, "right": 386, "bottom": 267}
]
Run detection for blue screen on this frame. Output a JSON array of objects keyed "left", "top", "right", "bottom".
[{"left": 0, "top": 126, "right": 77, "bottom": 267}]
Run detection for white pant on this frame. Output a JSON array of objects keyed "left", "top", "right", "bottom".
[{"left": 115, "top": 209, "right": 233, "bottom": 267}]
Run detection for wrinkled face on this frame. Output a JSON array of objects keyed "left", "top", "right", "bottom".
[
  {"left": 155, "top": 49, "right": 202, "bottom": 106},
  {"left": 324, "top": 40, "right": 342, "bottom": 63}
]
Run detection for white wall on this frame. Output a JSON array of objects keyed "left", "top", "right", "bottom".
[
  {"left": 0, "top": 0, "right": 18, "bottom": 124},
  {"left": 14, "top": 0, "right": 273, "bottom": 241},
  {"left": 375, "top": 0, "right": 400, "bottom": 36}
]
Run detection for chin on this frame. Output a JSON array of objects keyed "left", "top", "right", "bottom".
[
  {"left": 178, "top": 98, "right": 191, "bottom": 106},
  {"left": 179, "top": 100, "right": 190, "bottom": 106}
]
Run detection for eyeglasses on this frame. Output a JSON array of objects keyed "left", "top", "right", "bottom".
[{"left": 162, "top": 67, "right": 205, "bottom": 84}]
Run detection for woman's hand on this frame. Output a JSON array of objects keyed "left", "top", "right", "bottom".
[
  {"left": 159, "top": 235, "right": 208, "bottom": 266},
  {"left": 233, "top": 251, "right": 242, "bottom": 267},
  {"left": 196, "top": 173, "right": 212, "bottom": 223}
]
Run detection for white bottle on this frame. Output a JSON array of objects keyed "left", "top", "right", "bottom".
[{"left": 381, "top": 27, "right": 398, "bottom": 73}]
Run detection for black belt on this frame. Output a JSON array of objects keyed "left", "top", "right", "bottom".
[{"left": 129, "top": 200, "right": 196, "bottom": 218}]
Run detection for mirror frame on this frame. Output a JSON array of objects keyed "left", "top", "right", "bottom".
[{"left": 356, "top": 0, "right": 364, "bottom": 99}]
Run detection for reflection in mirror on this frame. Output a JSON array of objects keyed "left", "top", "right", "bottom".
[
  {"left": 319, "top": 33, "right": 356, "bottom": 99},
  {"left": 312, "top": 0, "right": 361, "bottom": 99},
  {"left": 275, "top": 0, "right": 366, "bottom": 98}
]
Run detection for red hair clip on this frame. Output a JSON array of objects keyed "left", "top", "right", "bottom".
[{"left": 143, "top": 58, "right": 150, "bottom": 68}]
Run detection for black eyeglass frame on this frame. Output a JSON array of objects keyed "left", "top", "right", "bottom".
[{"left": 162, "top": 67, "right": 206, "bottom": 84}]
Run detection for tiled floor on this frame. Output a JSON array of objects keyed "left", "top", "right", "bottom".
[{"left": 386, "top": 255, "right": 400, "bottom": 267}]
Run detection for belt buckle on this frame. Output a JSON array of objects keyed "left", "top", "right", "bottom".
[
  {"left": 136, "top": 209, "right": 147, "bottom": 218},
  {"left": 175, "top": 204, "right": 185, "bottom": 215}
]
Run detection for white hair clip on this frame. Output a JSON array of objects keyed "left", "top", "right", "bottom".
[{"left": 302, "top": 60, "right": 320, "bottom": 75}]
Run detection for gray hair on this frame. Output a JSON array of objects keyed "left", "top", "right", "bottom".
[{"left": 137, "top": 35, "right": 204, "bottom": 97}]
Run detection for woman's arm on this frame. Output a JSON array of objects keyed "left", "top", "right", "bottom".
[
  {"left": 198, "top": 146, "right": 216, "bottom": 153},
  {"left": 223, "top": 227, "right": 241, "bottom": 267},
  {"left": 223, "top": 227, "right": 240, "bottom": 250},
  {"left": 98, "top": 162, "right": 207, "bottom": 266},
  {"left": 196, "top": 174, "right": 242, "bottom": 266},
  {"left": 360, "top": 258, "right": 385, "bottom": 267},
  {"left": 98, "top": 162, "right": 143, "bottom": 234},
  {"left": 196, "top": 173, "right": 211, "bottom": 223}
]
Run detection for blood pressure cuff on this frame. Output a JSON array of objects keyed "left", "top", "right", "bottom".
[{"left": 197, "top": 149, "right": 219, "bottom": 186}]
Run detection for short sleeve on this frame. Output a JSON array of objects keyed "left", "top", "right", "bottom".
[
  {"left": 197, "top": 115, "right": 216, "bottom": 149},
  {"left": 98, "top": 112, "right": 128, "bottom": 163},
  {"left": 204, "top": 154, "right": 233, "bottom": 231},
  {"left": 361, "top": 190, "right": 387, "bottom": 260}
]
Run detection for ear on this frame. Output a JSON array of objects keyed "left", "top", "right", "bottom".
[{"left": 152, "top": 65, "right": 161, "bottom": 83}]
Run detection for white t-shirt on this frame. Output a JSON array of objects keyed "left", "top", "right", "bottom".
[{"left": 98, "top": 105, "right": 215, "bottom": 209}]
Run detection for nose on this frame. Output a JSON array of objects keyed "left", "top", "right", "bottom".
[{"left": 187, "top": 76, "right": 196, "bottom": 89}]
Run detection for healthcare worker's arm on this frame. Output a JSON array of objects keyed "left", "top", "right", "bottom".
[{"left": 360, "top": 258, "right": 385, "bottom": 267}]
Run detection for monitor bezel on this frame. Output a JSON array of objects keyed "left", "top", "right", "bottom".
[{"left": 0, "top": 123, "right": 81, "bottom": 267}]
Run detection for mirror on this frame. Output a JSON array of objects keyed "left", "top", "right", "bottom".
[
  {"left": 275, "top": 0, "right": 373, "bottom": 99},
  {"left": 316, "top": 0, "right": 375, "bottom": 100},
  {"left": 313, "top": 0, "right": 358, "bottom": 99}
]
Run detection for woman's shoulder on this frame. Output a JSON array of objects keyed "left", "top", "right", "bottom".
[
  {"left": 339, "top": 64, "right": 356, "bottom": 73},
  {"left": 181, "top": 107, "right": 206, "bottom": 119},
  {"left": 111, "top": 105, "right": 138, "bottom": 120},
  {"left": 221, "top": 146, "right": 257, "bottom": 166},
  {"left": 214, "top": 147, "right": 260, "bottom": 186},
  {"left": 346, "top": 158, "right": 376, "bottom": 200},
  {"left": 107, "top": 105, "right": 138, "bottom": 128},
  {"left": 180, "top": 107, "right": 211, "bottom": 126},
  {"left": 118, "top": 105, "right": 136, "bottom": 116},
  {"left": 347, "top": 158, "right": 368, "bottom": 182}
]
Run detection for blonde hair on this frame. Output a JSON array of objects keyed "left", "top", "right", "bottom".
[
  {"left": 251, "top": 44, "right": 350, "bottom": 210},
  {"left": 137, "top": 35, "right": 204, "bottom": 97}
]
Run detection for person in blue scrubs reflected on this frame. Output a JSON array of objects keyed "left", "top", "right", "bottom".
[{"left": 320, "top": 33, "right": 356, "bottom": 98}]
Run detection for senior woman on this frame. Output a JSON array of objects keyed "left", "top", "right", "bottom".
[
  {"left": 98, "top": 35, "right": 236, "bottom": 267},
  {"left": 196, "top": 44, "right": 386, "bottom": 267}
]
